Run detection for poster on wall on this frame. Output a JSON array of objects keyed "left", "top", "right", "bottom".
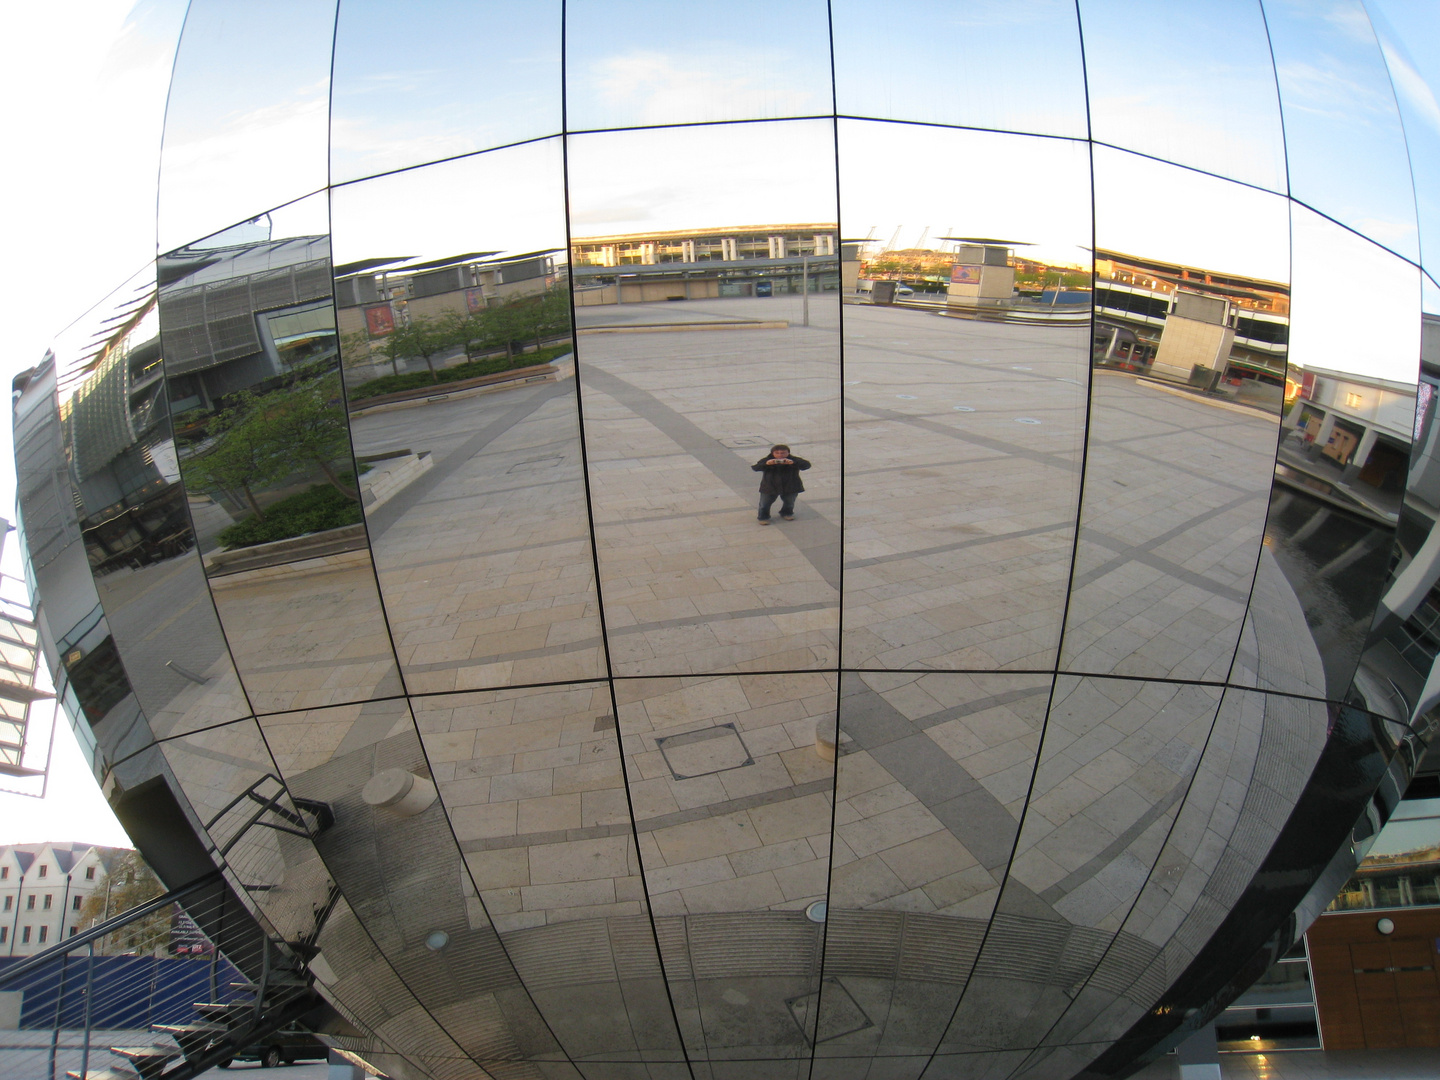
[
  {"left": 364, "top": 304, "right": 395, "bottom": 336},
  {"left": 950, "top": 264, "right": 983, "bottom": 285},
  {"left": 465, "top": 288, "right": 485, "bottom": 313}
]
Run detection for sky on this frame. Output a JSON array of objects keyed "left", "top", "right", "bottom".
[{"left": 1, "top": 0, "right": 1436, "bottom": 849}]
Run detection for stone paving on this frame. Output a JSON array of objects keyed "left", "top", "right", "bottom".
[
  {"left": 350, "top": 357, "right": 607, "bottom": 694},
  {"left": 1061, "top": 374, "right": 1280, "bottom": 683},
  {"left": 842, "top": 306, "right": 1088, "bottom": 671}
]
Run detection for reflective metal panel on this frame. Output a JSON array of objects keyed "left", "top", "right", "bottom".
[
  {"left": 1367, "top": 3, "right": 1440, "bottom": 288},
  {"left": 568, "top": 120, "right": 841, "bottom": 676},
  {"left": 1339, "top": 306, "right": 1440, "bottom": 730},
  {"left": 1264, "top": 0, "right": 1419, "bottom": 262},
  {"left": 838, "top": 121, "right": 1090, "bottom": 670},
  {"left": 311, "top": 895, "right": 492, "bottom": 1080},
  {"left": 1239, "top": 205, "right": 1422, "bottom": 701},
  {"left": 565, "top": 0, "right": 831, "bottom": 131},
  {"left": 412, "top": 682, "right": 686, "bottom": 1070},
  {"left": 331, "top": 140, "right": 601, "bottom": 693},
  {"left": 330, "top": 0, "right": 562, "bottom": 184},
  {"left": 158, "top": 0, "right": 337, "bottom": 253},
  {"left": 157, "top": 197, "right": 403, "bottom": 715},
  {"left": 1062, "top": 149, "right": 1288, "bottom": 682},
  {"left": 831, "top": 0, "right": 1087, "bottom": 138},
  {"left": 1079, "top": 0, "right": 1285, "bottom": 192},
  {"left": 13, "top": 351, "right": 147, "bottom": 775},
  {"left": 820, "top": 672, "right": 1048, "bottom": 1075},
  {"left": 156, "top": 718, "right": 333, "bottom": 943},
  {"left": 259, "top": 697, "right": 573, "bottom": 1074},
  {"left": 52, "top": 270, "right": 250, "bottom": 740},
  {"left": 1009, "top": 687, "right": 1331, "bottom": 1080},
  {"left": 616, "top": 673, "right": 836, "bottom": 1064},
  {"left": 931, "top": 677, "right": 1222, "bottom": 1062}
]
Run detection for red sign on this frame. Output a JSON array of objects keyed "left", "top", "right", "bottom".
[{"left": 365, "top": 304, "right": 395, "bottom": 336}]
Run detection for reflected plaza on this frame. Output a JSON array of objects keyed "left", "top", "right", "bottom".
[{"left": 10, "top": 3, "right": 1440, "bottom": 1080}]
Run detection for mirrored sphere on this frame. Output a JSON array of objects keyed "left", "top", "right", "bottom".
[{"left": 13, "top": 5, "right": 1439, "bottom": 1080}]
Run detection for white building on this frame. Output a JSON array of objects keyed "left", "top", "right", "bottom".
[{"left": 0, "top": 843, "right": 125, "bottom": 956}]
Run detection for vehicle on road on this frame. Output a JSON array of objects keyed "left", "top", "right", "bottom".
[{"left": 218, "top": 1029, "right": 329, "bottom": 1069}]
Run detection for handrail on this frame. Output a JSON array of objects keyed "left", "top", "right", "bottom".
[{"left": 0, "top": 869, "right": 224, "bottom": 988}]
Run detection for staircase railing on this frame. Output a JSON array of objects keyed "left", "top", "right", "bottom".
[{"left": 0, "top": 869, "right": 326, "bottom": 1080}]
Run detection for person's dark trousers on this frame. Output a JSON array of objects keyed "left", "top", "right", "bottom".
[{"left": 758, "top": 492, "right": 798, "bottom": 520}]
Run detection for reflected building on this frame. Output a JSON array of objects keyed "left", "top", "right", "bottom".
[{"left": 12, "top": 3, "right": 1440, "bottom": 1079}]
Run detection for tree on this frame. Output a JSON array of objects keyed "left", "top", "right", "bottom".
[
  {"left": 252, "top": 371, "right": 360, "bottom": 501},
  {"left": 385, "top": 317, "right": 448, "bottom": 382},
  {"left": 185, "top": 389, "right": 279, "bottom": 520},
  {"left": 77, "top": 851, "right": 172, "bottom": 956},
  {"left": 184, "top": 368, "right": 360, "bottom": 515}
]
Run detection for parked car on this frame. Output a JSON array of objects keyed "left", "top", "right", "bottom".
[{"left": 219, "top": 1029, "right": 329, "bottom": 1069}]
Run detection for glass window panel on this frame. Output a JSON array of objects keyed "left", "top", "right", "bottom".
[
  {"left": 1367, "top": 2, "right": 1440, "bottom": 287},
  {"left": 412, "top": 683, "right": 686, "bottom": 1070},
  {"left": 931, "top": 677, "right": 1222, "bottom": 1061},
  {"left": 259, "top": 698, "right": 573, "bottom": 1073},
  {"left": 564, "top": 0, "right": 831, "bottom": 131},
  {"left": 331, "top": 140, "right": 601, "bottom": 693},
  {"left": 330, "top": 0, "right": 562, "bottom": 185},
  {"left": 831, "top": 0, "right": 1087, "bottom": 138},
  {"left": 157, "top": 195, "right": 403, "bottom": 715},
  {"left": 50, "top": 270, "right": 251, "bottom": 740},
  {"left": 158, "top": 0, "right": 336, "bottom": 252},
  {"left": 568, "top": 120, "right": 841, "bottom": 676},
  {"left": 1239, "top": 206, "right": 1421, "bottom": 701},
  {"left": 838, "top": 121, "right": 1090, "bottom": 670},
  {"left": 1079, "top": 0, "right": 1286, "bottom": 191},
  {"left": 1265, "top": 0, "right": 1419, "bottom": 261},
  {"left": 1062, "top": 149, "right": 1289, "bottom": 682},
  {"left": 820, "top": 672, "right": 1048, "bottom": 1075},
  {"left": 616, "top": 673, "right": 836, "bottom": 1063}
]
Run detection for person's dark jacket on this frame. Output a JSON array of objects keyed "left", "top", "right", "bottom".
[{"left": 752, "top": 454, "right": 811, "bottom": 495}]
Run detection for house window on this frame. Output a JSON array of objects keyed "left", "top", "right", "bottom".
[
  {"left": 21, "top": 926, "right": 31, "bottom": 944},
  {"left": 1, "top": 866, "right": 8, "bottom": 879},
  {"left": 0, "top": 926, "right": 6, "bottom": 943},
  {"left": 85, "top": 867, "right": 96, "bottom": 880},
  {"left": 43, "top": 894, "right": 52, "bottom": 910},
  {"left": 38, "top": 926, "right": 47, "bottom": 944},
  {"left": 69, "top": 926, "right": 77, "bottom": 937},
  {"left": 72, "top": 896, "right": 82, "bottom": 911},
  {"left": 3, "top": 896, "right": 10, "bottom": 911},
  {"left": 26, "top": 895, "right": 35, "bottom": 910},
  {"left": 37, "top": 865, "right": 47, "bottom": 878}
]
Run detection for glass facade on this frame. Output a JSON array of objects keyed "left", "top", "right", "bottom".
[{"left": 12, "top": 4, "right": 1440, "bottom": 1079}]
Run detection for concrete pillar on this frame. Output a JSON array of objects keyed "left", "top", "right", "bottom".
[
  {"left": 1341, "top": 426, "right": 1379, "bottom": 482},
  {"left": 1104, "top": 326, "right": 1119, "bottom": 360},
  {"left": 1175, "top": 1022, "right": 1221, "bottom": 1080},
  {"left": 1310, "top": 411, "right": 1337, "bottom": 459}
]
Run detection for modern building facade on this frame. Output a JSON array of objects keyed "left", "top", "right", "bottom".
[{"left": 10, "top": 3, "right": 1440, "bottom": 1080}]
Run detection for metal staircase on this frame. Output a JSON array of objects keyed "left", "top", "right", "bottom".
[{"left": 2, "top": 786, "right": 341, "bottom": 1080}]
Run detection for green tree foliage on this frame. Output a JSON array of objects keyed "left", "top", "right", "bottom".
[
  {"left": 185, "top": 369, "right": 358, "bottom": 521},
  {"left": 76, "top": 851, "right": 172, "bottom": 956}
]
